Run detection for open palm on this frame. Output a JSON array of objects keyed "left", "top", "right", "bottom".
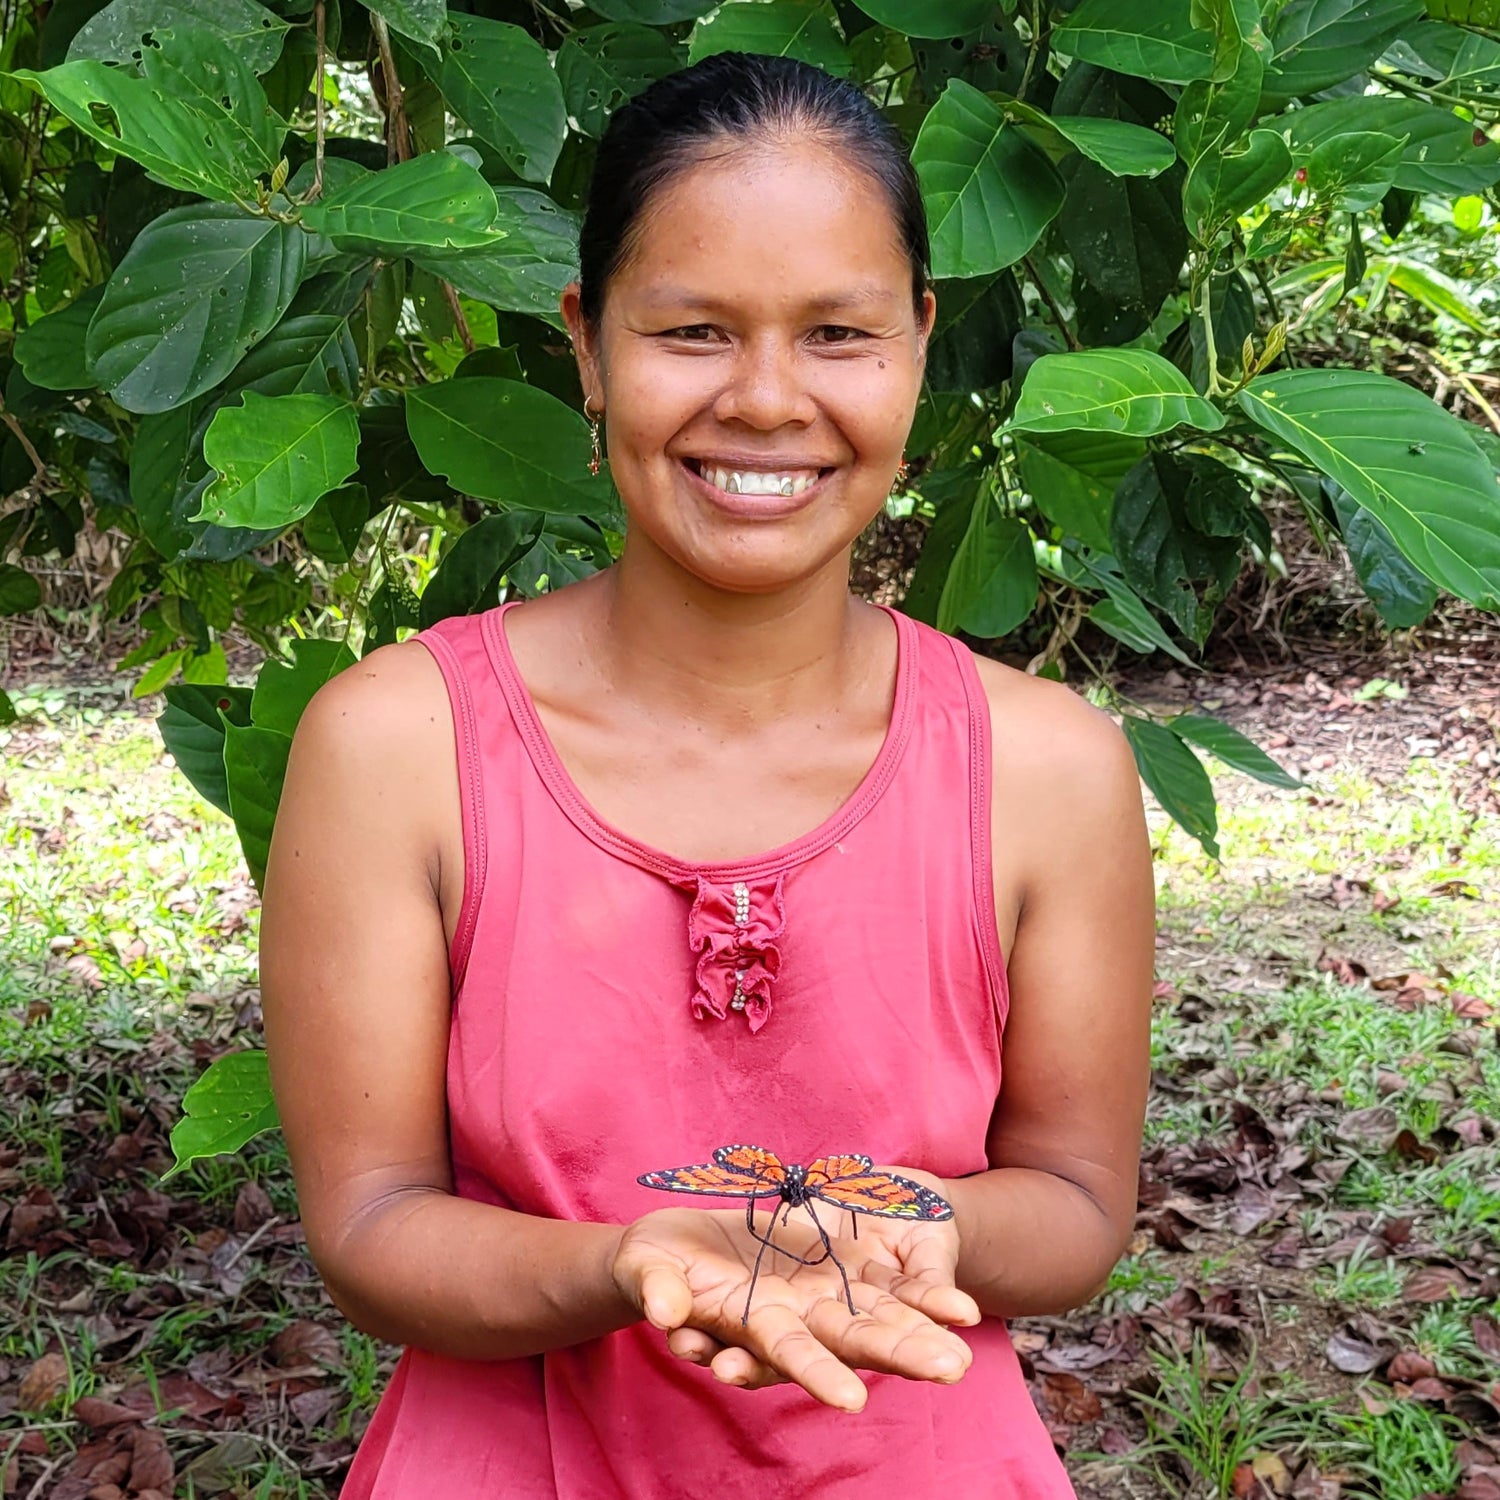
[{"left": 612, "top": 1188, "right": 978, "bottom": 1412}]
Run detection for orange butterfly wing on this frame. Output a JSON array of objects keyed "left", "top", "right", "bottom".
[
  {"left": 803, "top": 1154, "right": 873, "bottom": 1186},
  {"left": 808, "top": 1171, "right": 954, "bottom": 1221},
  {"left": 637, "top": 1145, "right": 787, "bottom": 1198}
]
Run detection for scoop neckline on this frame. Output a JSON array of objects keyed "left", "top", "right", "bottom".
[{"left": 482, "top": 598, "right": 919, "bottom": 883}]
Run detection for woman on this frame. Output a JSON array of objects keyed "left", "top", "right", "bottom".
[{"left": 261, "top": 51, "right": 1155, "bottom": 1499}]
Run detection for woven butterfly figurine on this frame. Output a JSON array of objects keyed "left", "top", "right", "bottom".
[{"left": 638, "top": 1144, "right": 954, "bottom": 1325}]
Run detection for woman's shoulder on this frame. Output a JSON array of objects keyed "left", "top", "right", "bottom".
[{"left": 962, "top": 648, "right": 1129, "bottom": 767}]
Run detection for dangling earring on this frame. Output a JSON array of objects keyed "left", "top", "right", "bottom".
[
  {"left": 585, "top": 399, "right": 603, "bottom": 476},
  {"left": 890, "top": 456, "right": 910, "bottom": 495}
]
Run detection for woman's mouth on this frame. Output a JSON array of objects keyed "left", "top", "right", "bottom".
[{"left": 680, "top": 458, "right": 833, "bottom": 514}]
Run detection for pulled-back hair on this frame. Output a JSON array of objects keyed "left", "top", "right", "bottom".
[{"left": 577, "top": 52, "right": 931, "bottom": 326}]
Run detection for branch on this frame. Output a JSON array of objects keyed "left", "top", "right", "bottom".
[
  {"left": 0, "top": 392, "right": 53, "bottom": 490},
  {"left": 308, "top": 0, "right": 327, "bottom": 202},
  {"left": 441, "top": 280, "right": 476, "bottom": 353},
  {"left": 1023, "top": 256, "right": 1081, "bottom": 350},
  {"left": 370, "top": 15, "right": 412, "bottom": 165}
]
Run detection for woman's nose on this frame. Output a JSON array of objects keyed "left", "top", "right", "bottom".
[{"left": 711, "top": 337, "right": 817, "bottom": 430}]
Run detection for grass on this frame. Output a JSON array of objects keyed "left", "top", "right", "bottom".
[{"left": 4, "top": 676, "right": 1498, "bottom": 1497}]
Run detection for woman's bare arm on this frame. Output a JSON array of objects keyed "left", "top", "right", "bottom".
[
  {"left": 260, "top": 643, "right": 635, "bottom": 1360},
  {"left": 943, "top": 667, "right": 1156, "bottom": 1317}
]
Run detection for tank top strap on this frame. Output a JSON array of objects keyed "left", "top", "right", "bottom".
[{"left": 410, "top": 609, "right": 497, "bottom": 998}]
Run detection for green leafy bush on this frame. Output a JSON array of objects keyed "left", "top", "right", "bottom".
[{"left": 2, "top": 0, "right": 1498, "bottom": 1167}]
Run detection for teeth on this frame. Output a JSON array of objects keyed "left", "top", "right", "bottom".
[{"left": 701, "top": 465, "right": 820, "bottom": 497}]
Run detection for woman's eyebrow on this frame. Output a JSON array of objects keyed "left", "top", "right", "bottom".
[{"left": 633, "top": 285, "right": 902, "bottom": 315}]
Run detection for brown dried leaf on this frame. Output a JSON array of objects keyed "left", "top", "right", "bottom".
[
  {"left": 1406, "top": 1265, "right": 1477, "bottom": 1302},
  {"left": 17, "top": 1350, "right": 69, "bottom": 1411},
  {"left": 1474, "top": 1315, "right": 1500, "bottom": 1360},
  {"left": 70, "top": 1397, "right": 141, "bottom": 1430},
  {"left": 232, "top": 1180, "right": 275, "bottom": 1233},
  {"left": 1388, "top": 1352, "right": 1438, "bottom": 1383},
  {"left": 1327, "top": 1330, "right": 1385, "bottom": 1374},
  {"left": 128, "top": 1427, "right": 174, "bottom": 1492},
  {"left": 1037, "top": 1371, "right": 1102, "bottom": 1424},
  {"left": 269, "top": 1320, "right": 343, "bottom": 1371}
]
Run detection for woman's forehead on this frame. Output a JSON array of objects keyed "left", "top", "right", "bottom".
[{"left": 613, "top": 140, "right": 914, "bottom": 306}]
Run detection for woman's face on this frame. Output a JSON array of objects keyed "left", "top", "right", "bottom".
[{"left": 563, "top": 138, "right": 936, "bottom": 596}]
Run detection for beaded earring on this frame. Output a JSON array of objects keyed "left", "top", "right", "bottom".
[
  {"left": 585, "top": 400, "right": 603, "bottom": 476},
  {"left": 890, "top": 456, "right": 910, "bottom": 495}
]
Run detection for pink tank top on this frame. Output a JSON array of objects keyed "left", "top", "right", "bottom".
[{"left": 341, "top": 599, "right": 1075, "bottom": 1498}]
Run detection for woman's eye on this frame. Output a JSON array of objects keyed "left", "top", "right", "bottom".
[
  {"left": 660, "top": 325, "right": 718, "bottom": 341},
  {"left": 812, "top": 325, "right": 867, "bottom": 344}
]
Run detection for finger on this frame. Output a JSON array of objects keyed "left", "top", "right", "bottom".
[
  {"left": 857, "top": 1256, "right": 981, "bottom": 1328},
  {"left": 708, "top": 1346, "right": 788, "bottom": 1390},
  {"left": 803, "top": 1286, "right": 973, "bottom": 1384},
  {"left": 637, "top": 1264, "right": 693, "bottom": 1332},
  {"left": 739, "top": 1302, "right": 869, "bottom": 1412},
  {"left": 666, "top": 1327, "right": 725, "bottom": 1365}
]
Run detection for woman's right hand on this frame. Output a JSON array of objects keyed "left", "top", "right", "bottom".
[{"left": 611, "top": 1204, "right": 978, "bottom": 1412}]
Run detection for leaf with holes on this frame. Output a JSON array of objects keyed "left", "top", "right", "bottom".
[
  {"left": 422, "top": 16, "right": 566, "bottom": 184},
  {"left": 913, "top": 80, "right": 1064, "bottom": 279},
  {"left": 85, "top": 204, "right": 305, "bottom": 414},
  {"left": 165, "top": 1051, "right": 281, "bottom": 1179},
  {"left": 1237, "top": 368, "right": 1500, "bottom": 608},
  {"left": 301, "top": 152, "right": 507, "bottom": 255},
  {"left": 67, "top": 0, "right": 289, "bottom": 73},
  {"left": 196, "top": 392, "right": 360, "bottom": 530},
  {"left": 556, "top": 24, "right": 682, "bottom": 139},
  {"left": 1010, "top": 350, "right": 1225, "bottom": 437},
  {"left": 365, "top": 0, "right": 446, "bottom": 50}
]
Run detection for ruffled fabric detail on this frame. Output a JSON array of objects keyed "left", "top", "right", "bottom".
[{"left": 687, "top": 874, "right": 786, "bottom": 1033}]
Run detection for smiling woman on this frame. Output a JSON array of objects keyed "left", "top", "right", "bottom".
[{"left": 259, "top": 50, "right": 1154, "bottom": 1500}]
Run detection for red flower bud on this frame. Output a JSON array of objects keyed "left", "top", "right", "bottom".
[
  {"left": 1474, "top": 128, "right": 1489, "bottom": 147},
  {"left": 1295, "top": 166, "right": 1308, "bottom": 183}
]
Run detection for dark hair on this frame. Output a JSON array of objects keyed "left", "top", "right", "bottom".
[{"left": 577, "top": 52, "right": 931, "bottom": 327}]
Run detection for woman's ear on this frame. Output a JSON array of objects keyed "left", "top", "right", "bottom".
[
  {"left": 917, "top": 287, "right": 938, "bottom": 358},
  {"left": 560, "top": 281, "right": 604, "bottom": 410}
]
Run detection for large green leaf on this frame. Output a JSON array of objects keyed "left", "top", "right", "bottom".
[
  {"left": 252, "top": 638, "right": 357, "bottom": 737},
  {"left": 1015, "top": 429, "right": 1144, "bottom": 552},
  {"left": 164, "top": 1051, "right": 280, "bottom": 1180},
  {"left": 67, "top": 0, "right": 289, "bottom": 73},
  {"left": 996, "top": 97, "right": 1176, "bottom": 177},
  {"left": 1237, "top": 368, "right": 1500, "bottom": 608},
  {"left": 413, "top": 187, "right": 579, "bottom": 327},
  {"left": 556, "top": 24, "right": 682, "bottom": 140},
  {"left": 301, "top": 153, "right": 507, "bottom": 255},
  {"left": 689, "top": 2, "right": 850, "bottom": 73},
  {"left": 1282, "top": 96, "right": 1500, "bottom": 195},
  {"left": 937, "top": 501, "right": 1037, "bottom": 637},
  {"left": 1109, "top": 452, "right": 1247, "bottom": 643},
  {"left": 1184, "top": 128, "right": 1293, "bottom": 241},
  {"left": 1075, "top": 552, "right": 1200, "bottom": 669},
  {"left": 86, "top": 204, "right": 306, "bottom": 414},
  {"left": 406, "top": 377, "right": 614, "bottom": 516},
  {"left": 366, "top": 0, "right": 447, "bottom": 49},
  {"left": 419, "top": 511, "right": 545, "bottom": 626},
  {"left": 1393, "top": 20, "right": 1500, "bottom": 92},
  {"left": 196, "top": 392, "right": 361, "bottom": 529},
  {"left": 851, "top": 0, "right": 995, "bottom": 36},
  {"left": 222, "top": 314, "right": 361, "bottom": 401},
  {"left": 1054, "top": 0, "right": 1216, "bottom": 83},
  {"left": 926, "top": 271, "right": 1023, "bottom": 392},
  {"left": 1167, "top": 714, "right": 1302, "bottom": 789},
  {"left": 1264, "top": 0, "right": 1424, "bottom": 99},
  {"left": 157, "top": 683, "right": 253, "bottom": 816},
  {"left": 1305, "top": 131, "right": 1408, "bottom": 213},
  {"left": 13, "top": 285, "right": 105, "bottom": 391},
  {"left": 912, "top": 80, "right": 1064, "bottom": 279},
  {"left": 224, "top": 722, "right": 291, "bottom": 892},
  {"left": 1122, "top": 715, "right": 1220, "bottom": 858},
  {"left": 424, "top": 16, "right": 566, "bottom": 184},
  {"left": 587, "top": 0, "right": 718, "bottom": 22},
  {"left": 1329, "top": 483, "right": 1440, "bottom": 627},
  {"left": 1010, "top": 350, "right": 1225, "bottom": 437},
  {"left": 8, "top": 33, "right": 284, "bottom": 202}
]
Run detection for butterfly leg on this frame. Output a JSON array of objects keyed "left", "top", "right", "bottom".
[
  {"left": 742, "top": 1197, "right": 778, "bottom": 1327},
  {"left": 803, "top": 1199, "right": 856, "bottom": 1316}
]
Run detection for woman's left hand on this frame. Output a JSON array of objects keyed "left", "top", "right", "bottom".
[{"left": 664, "top": 1165, "right": 976, "bottom": 1390}]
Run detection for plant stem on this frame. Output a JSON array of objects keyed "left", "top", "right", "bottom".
[
  {"left": 370, "top": 15, "right": 412, "bottom": 166},
  {"left": 1024, "top": 256, "right": 1081, "bottom": 350},
  {"left": 309, "top": 0, "right": 327, "bottom": 203},
  {"left": 0, "top": 393, "right": 52, "bottom": 489}
]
